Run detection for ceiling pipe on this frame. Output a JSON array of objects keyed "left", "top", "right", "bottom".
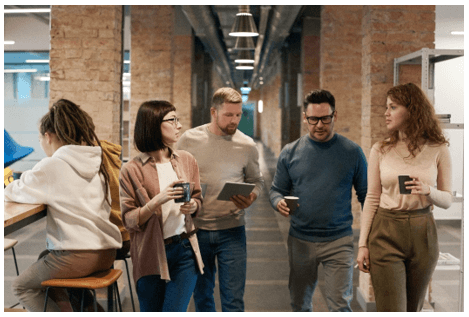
[
  {"left": 250, "top": 5, "right": 271, "bottom": 85},
  {"left": 250, "top": 5, "right": 303, "bottom": 89},
  {"left": 181, "top": 5, "right": 235, "bottom": 88}
]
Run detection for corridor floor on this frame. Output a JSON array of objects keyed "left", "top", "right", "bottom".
[{"left": 4, "top": 141, "right": 462, "bottom": 312}]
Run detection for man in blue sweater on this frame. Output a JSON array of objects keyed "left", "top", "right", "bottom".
[{"left": 270, "top": 89, "right": 367, "bottom": 312}]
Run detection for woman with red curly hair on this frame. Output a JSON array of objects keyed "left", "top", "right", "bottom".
[{"left": 356, "top": 83, "right": 452, "bottom": 311}]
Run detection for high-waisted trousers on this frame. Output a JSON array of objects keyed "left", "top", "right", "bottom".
[{"left": 368, "top": 206, "right": 439, "bottom": 312}]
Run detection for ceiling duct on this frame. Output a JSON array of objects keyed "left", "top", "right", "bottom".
[
  {"left": 181, "top": 5, "right": 235, "bottom": 87},
  {"left": 251, "top": 5, "right": 303, "bottom": 88}
]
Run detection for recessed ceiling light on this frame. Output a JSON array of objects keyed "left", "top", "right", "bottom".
[
  {"left": 451, "top": 31, "right": 464, "bottom": 35},
  {"left": 4, "top": 69, "right": 38, "bottom": 73},
  {"left": 25, "top": 60, "right": 49, "bottom": 63},
  {"left": 4, "top": 41, "right": 15, "bottom": 45},
  {"left": 4, "top": 8, "right": 51, "bottom": 14}
]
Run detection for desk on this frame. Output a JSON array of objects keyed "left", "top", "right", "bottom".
[{"left": 4, "top": 202, "right": 47, "bottom": 236}]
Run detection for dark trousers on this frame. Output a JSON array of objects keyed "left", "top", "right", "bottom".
[{"left": 368, "top": 206, "right": 439, "bottom": 312}]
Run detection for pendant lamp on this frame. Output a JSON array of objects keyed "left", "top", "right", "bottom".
[
  {"left": 229, "top": 5, "right": 259, "bottom": 37},
  {"left": 235, "top": 50, "right": 254, "bottom": 64}
]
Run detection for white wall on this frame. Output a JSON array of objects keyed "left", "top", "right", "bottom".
[
  {"left": 432, "top": 5, "right": 464, "bottom": 219},
  {"left": 4, "top": 16, "right": 50, "bottom": 51}
]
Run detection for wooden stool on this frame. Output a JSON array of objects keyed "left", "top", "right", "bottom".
[
  {"left": 4, "top": 239, "right": 19, "bottom": 276},
  {"left": 41, "top": 269, "right": 123, "bottom": 312},
  {"left": 5, "top": 238, "right": 21, "bottom": 309}
]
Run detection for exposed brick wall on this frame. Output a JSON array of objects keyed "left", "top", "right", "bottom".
[
  {"left": 321, "top": 6, "right": 363, "bottom": 146},
  {"left": 259, "top": 74, "right": 283, "bottom": 157},
  {"left": 130, "top": 5, "right": 193, "bottom": 158},
  {"left": 49, "top": 5, "right": 123, "bottom": 144},
  {"left": 361, "top": 5, "right": 436, "bottom": 158},
  {"left": 320, "top": 6, "right": 364, "bottom": 229},
  {"left": 301, "top": 16, "right": 320, "bottom": 136}
]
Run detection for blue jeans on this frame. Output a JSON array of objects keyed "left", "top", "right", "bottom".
[
  {"left": 193, "top": 226, "right": 247, "bottom": 312},
  {"left": 288, "top": 235, "right": 354, "bottom": 312},
  {"left": 136, "top": 239, "right": 198, "bottom": 312}
]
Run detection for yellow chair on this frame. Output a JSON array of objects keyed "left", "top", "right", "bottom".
[{"left": 41, "top": 269, "right": 123, "bottom": 312}]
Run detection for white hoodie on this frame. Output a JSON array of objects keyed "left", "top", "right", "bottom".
[{"left": 5, "top": 145, "right": 122, "bottom": 250}]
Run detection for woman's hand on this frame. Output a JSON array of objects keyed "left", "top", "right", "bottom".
[
  {"left": 357, "top": 247, "right": 370, "bottom": 273},
  {"left": 406, "top": 175, "right": 431, "bottom": 196},
  {"left": 180, "top": 199, "right": 197, "bottom": 215},
  {"left": 153, "top": 179, "right": 185, "bottom": 206}
]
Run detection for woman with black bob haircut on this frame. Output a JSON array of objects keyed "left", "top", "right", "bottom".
[{"left": 119, "top": 100, "right": 204, "bottom": 312}]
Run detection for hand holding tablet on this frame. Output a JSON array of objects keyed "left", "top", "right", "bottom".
[{"left": 217, "top": 182, "right": 256, "bottom": 201}]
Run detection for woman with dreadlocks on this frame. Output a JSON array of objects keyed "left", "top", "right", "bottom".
[{"left": 5, "top": 99, "right": 122, "bottom": 311}]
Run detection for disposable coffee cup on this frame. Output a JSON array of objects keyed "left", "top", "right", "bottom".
[
  {"left": 398, "top": 175, "right": 412, "bottom": 195},
  {"left": 284, "top": 196, "right": 299, "bottom": 214},
  {"left": 174, "top": 182, "right": 191, "bottom": 203},
  {"left": 13, "top": 171, "right": 23, "bottom": 180}
]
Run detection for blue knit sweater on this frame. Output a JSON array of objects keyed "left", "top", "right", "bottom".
[{"left": 269, "top": 133, "right": 367, "bottom": 242}]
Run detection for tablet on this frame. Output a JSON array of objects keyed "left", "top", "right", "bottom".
[{"left": 216, "top": 182, "right": 256, "bottom": 201}]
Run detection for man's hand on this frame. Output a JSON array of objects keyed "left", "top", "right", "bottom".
[
  {"left": 230, "top": 192, "right": 257, "bottom": 209},
  {"left": 276, "top": 199, "right": 291, "bottom": 218}
]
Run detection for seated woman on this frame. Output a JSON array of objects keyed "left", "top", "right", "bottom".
[
  {"left": 119, "top": 100, "right": 204, "bottom": 312},
  {"left": 4, "top": 99, "right": 122, "bottom": 312}
]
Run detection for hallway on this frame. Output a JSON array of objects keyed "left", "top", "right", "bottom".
[{"left": 3, "top": 141, "right": 461, "bottom": 312}]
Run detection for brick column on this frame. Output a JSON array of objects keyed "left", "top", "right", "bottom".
[
  {"left": 320, "top": 6, "right": 364, "bottom": 228},
  {"left": 359, "top": 5, "right": 435, "bottom": 309},
  {"left": 49, "top": 5, "right": 123, "bottom": 144},
  {"left": 301, "top": 16, "right": 320, "bottom": 135},
  {"left": 321, "top": 5, "right": 363, "bottom": 145},
  {"left": 361, "top": 5, "right": 435, "bottom": 157},
  {"left": 130, "top": 5, "right": 193, "bottom": 158}
]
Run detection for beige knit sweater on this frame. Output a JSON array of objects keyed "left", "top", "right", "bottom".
[{"left": 358, "top": 140, "right": 452, "bottom": 248}]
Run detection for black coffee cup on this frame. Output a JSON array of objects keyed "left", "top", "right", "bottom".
[
  {"left": 174, "top": 182, "right": 191, "bottom": 203},
  {"left": 284, "top": 196, "right": 299, "bottom": 214},
  {"left": 398, "top": 175, "right": 412, "bottom": 195}
]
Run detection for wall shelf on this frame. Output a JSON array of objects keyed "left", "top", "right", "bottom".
[{"left": 394, "top": 48, "right": 464, "bottom": 105}]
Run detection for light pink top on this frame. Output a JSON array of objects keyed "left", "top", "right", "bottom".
[{"left": 358, "top": 140, "right": 452, "bottom": 247}]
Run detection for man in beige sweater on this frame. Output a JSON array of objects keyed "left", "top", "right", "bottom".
[{"left": 176, "top": 87, "right": 264, "bottom": 312}]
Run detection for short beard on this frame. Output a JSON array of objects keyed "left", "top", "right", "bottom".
[{"left": 216, "top": 118, "right": 237, "bottom": 135}]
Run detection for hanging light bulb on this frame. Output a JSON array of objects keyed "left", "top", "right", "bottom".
[
  {"left": 235, "top": 50, "right": 254, "bottom": 64},
  {"left": 229, "top": 5, "right": 259, "bottom": 37}
]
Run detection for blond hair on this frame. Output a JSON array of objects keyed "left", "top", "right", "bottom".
[{"left": 212, "top": 87, "right": 242, "bottom": 110}]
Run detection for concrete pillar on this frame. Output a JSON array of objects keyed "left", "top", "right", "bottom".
[
  {"left": 359, "top": 5, "right": 435, "bottom": 310},
  {"left": 49, "top": 5, "right": 123, "bottom": 144},
  {"left": 130, "top": 5, "right": 193, "bottom": 158}
]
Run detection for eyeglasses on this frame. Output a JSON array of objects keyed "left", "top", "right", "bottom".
[
  {"left": 162, "top": 117, "right": 180, "bottom": 126},
  {"left": 305, "top": 111, "right": 335, "bottom": 125}
]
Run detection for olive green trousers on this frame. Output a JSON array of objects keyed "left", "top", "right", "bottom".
[{"left": 368, "top": 206, "right": 438, "bottom": 312}]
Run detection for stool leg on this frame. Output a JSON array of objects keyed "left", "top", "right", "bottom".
[
  {"left": 11, "top": 247, "right": 19, "bottom": 276},
  {"left": 115, "top": 282, "right": 123, "bottom": 312},
  {"left": 80, "top": 289, "right": 85, "bottom": 312},
  {"left": 43, "top": 287, "right": 50, "bottom": 312},
  {"left": 91, "top": 289, "right": 97, "bottom": 312},
  {"left": 123, "top": 258, "right": 136, "bottom": 312}
]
